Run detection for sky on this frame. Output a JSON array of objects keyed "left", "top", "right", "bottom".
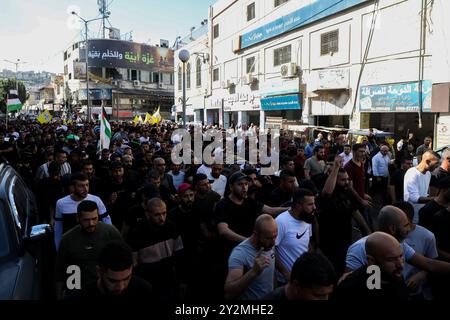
[{"left": 0, "top": 0, "right": 216, "bottom": 74}]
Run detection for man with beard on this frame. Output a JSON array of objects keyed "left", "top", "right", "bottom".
[
  {"left": 95, "top": 148, "right": 111, "bottom": 180},
  {"left": 304, "top": 146, "right": 326, "bottom": 180},
  {"left": 210, "top": 163, "right": 227, "bottom": 197},
  {"left": 35, "top": 149, "right": 72, "bottom": 184},
  {"left": 224, "top": 214, "right": 278, "bottom": 300},
  {"left": 274, "top": 188, "right": 316, "bottom": 285},
  {"left": 127, "top": 198, "right": 184, "bottom": 303},
  {"left": 318, "top": 157, "right": 371, "bottom": 277},
  {"left": 269, "top": 170, "right": 297, "bottom": 207},
  {"left": 404, "top": 151, "right": 440, "bottom": 223},
  {"left": 55, "top": 200, "right": 122, "bottom": 300},
  {"left": 81, "top": 160, "right": 104, "bottom": 197},
  {"left": 54, "top": 173, "right": 112, "bottom": 250},
  {"left": 66, "top": 240, "right": 153, "bottom": 299},
  {"left": 105, "top": 161, "right": 137, "bottom": 232},
  {"left": 335, "top": 232, "right": 409, "bottom": 300},
  {"left": 345, "top": 206, "right": 450, "bottom": 278}
]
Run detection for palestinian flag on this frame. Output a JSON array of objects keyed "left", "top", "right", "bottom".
[
  {"left": 100, "top": 106, "right": 111, "bottom": 150},
  {"left": 7, "top": 90, "right": 22, "bottom": 112}
]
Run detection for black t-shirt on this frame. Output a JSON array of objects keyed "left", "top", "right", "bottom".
[
  {"left": 65, "top": 276, "right": 153, "bottom": 300},
  {"left": 418, "top": 200, "right": 446, "bottom": 231},
  {"left": 168, "top": 205, "right": 200, "bottom": 255},
  {"left": 214, "top": 196, "right": 264, "bottom": 256},
  {"left": 105, "top": 178, "right": 137, "bottom": 229},
  {"left": 123, "top": 202, "right": 146, "bottom": 230},
  {"left": 193, "top": 191, "right": 221, "bottom": 234},
  {"left": 333, "top": 266, "right": 409, "bottom": 301},
  {"left": 269, "top": 187, "right": 292, "bottom": 207},
  {"left": 431, "top": 167, "right": 450, "bottom": 188},
  {"left": 390, "top": 168, "right": 407, "bottom": 201},
  {"left": 0, "top": 141, "right": 14, "bottom": 163},
  {"left": 431, "top": 209, "right": 450, "bottom": 256}
]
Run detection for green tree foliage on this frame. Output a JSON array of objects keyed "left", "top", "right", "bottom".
[{"left": 0, "top": 79, "right": 27, "bottom": 113}]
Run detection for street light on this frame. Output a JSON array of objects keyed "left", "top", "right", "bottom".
[
  {"left": 71, "top": 11, "right": 106, "bottom": 122},
  {"left": 178, "top": 49, "right": 190, "bottom": 127}
]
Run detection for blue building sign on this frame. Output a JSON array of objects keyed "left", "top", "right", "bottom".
[
  {"left": 261, "top": 94, "right": 301, "bottom": 111},
  {"left": 359, "top": 81, "right": 432, "bottom": 112},
  {"left": 240, "top": 0, "right": 369, "bottom": 50}
]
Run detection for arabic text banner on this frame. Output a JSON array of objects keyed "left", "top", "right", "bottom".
[
  {"left": 261, "top": 94, "right": 301, "bottom": 111},
  {"left": 87, "top": 39, "right": 174, "bottom": 73}
]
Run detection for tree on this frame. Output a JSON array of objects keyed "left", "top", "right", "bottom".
[{"left": 0, "top": 79, "right": 27, "bottom": 113}]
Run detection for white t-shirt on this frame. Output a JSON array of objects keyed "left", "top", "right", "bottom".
[
  {"left": 54, "top": 194, "right": 110, "bottom": 251},
  {"left": 339, "top": 152, "right": 353, "bottom": 167},
  {"left": 168, "top": 170, "right": 186, "bottom": 191},
  {"left": 275, "top": 210, "right": 312, "bottom": 283},
  {"left": 211, "top": 175, "right": 227, "bottom": 197},
  {"left": 404, "top": 167, "right": 432, "bottom": 223}
]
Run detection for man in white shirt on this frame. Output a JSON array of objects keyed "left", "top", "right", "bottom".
[
  {"left": 168, "top": 163, "right": 185, "bottom": 191},
  {"left": 197, "top": 163, "right": 213, "bottom": 180},
  {"left": 404, "top": 151, "right": 440, "bottom": 224},
  {"left": 372, "top": 145, "right": 391, "bottom": 205},
  {"left": 210, "top": 163, "right": 227, "bottom": 197},
  {"left": 339, "top": 144, "right": 353, "bottom": 167},
  {"left": 34, "top": 149, "right": 72, "bottom": 184},
  {"left": 275, "top": 188, "right": 316, "bottom": 285}
]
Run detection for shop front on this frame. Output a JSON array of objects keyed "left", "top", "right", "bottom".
[{"left": 260, "top": 93, "right": 302, "bottom": 129}]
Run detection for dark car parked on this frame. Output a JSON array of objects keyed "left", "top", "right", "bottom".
[{"left": 0, "top": 163, "right": 52, "bottom": 299}]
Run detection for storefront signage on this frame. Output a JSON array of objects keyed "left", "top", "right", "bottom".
[
  {"left": 317, "top": 68, "right": 350, "bottom": 90},
  {"left": 359, "top": 80, "right": 432, "bottom": 112},
  {"left": 240, "top": 0, "right": 369, "bottom": 50},
  {"left": 261, "top": 94, "right": 301, "bottom": 111}
]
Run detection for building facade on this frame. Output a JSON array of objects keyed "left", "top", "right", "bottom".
[
  {"left": 175, "top": 0, "right": 450, "bottom": 143},
  {"left": 64, "top": 39, "right": 174, "bottom": 120}
]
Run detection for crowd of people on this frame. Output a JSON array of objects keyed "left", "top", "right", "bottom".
[{"left": 1, "top": 118, "right": 450, "bottom": 301}]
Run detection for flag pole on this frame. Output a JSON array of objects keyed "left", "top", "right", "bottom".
[{"left": 5, "top": 92, "right": 8, "bottom": 130}]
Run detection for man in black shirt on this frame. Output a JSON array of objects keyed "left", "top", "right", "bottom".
[
  {"left": 66, "top": 240, "right": 153, "bottom": 300},
  {"left": 389, "top": 156, "right": 413, "bottom": 204},
  {"left": 334, "top": 232, "right": 409, "bottom": 301},
  {"left": 319, "top": 157, "right": 371, "bottom": 277},
  {"left": 269, "top": 170, "right": 296, "bottom": 207},
  {"left": 127, "top": 198, "right": 184, "bottom": 303},
  {"left": 430, "top": 148, "right": 450, "bottom": 196},
  {"left": 0, "top": 132, "right": 15, "bottom": 164},
  {"left": 264, "top": 252, "right": 336, "bottom": 300},
  {"left": 81, "top": 160, "right": 104, "bottom": 198},
  {"left": 419, "top": 177, "right": 450, "bottom": 230}
]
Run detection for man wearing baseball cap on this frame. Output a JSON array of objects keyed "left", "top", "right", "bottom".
[{"left": 214, "top": 171, "right": 287, "bottom": 283}]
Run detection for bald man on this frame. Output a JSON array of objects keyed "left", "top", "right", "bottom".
[
  {"left": 334, "top": 232, "right": 409, "bottom": 300},
  {"left": 224, "top": 214, "right": 278, "bottom": 300},
  {"left": 345, "top": 206, "right": 450, "bottom": 288},
  {"left": 404, "top": 150, "right": 440, "bottom": 223},
  {"left": 127, "top": 198, "right": 184, "bottom": 303}
]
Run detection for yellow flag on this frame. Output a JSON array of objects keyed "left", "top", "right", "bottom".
[
  {"left": 138, "top": 115, "right": 144, "bottom": 124},
  {"left": 152, "top": 106, "right": 162, "bottom": 124},
  {"left": 144, "top": 113, "right": 152, "bottom": 124},
  {"left": 37, "top": 110, "right": 52, "bottom": 124},
  {"left": 133, "top": 115, "right": 139, "bottom": 126}
]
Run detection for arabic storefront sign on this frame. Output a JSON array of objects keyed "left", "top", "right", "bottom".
[
  {"left": 240, "top": 0, "right": 369, "bottom": 50},
  {"left": 87, "top": 39, "right": 174, "bottom": 73},
  {"left": 317, "top": 68, "right": 350, "bottom": 90},
  {"left": 359, "top": 80, "right": 432, "bottom": 112},
  {"left": 261, "top": 94, "right": 301, "bottom": 111},
  {"left": 78, "top": 89, "right": 112, "bottom": 100}
]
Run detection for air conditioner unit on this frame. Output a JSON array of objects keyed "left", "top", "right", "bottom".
[
  {"left": 243, "top": 73, "right": 255, "bottom": 85},
  {"left": 280, "top": 62, "right": 298, "bottom": 78},
  {"left": 133, "top": 80, "right": 140, "bottom": 86}
]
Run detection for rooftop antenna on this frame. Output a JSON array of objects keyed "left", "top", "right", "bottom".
[{"left": 98, "top": 0, "right": 111, "bottom": 38}]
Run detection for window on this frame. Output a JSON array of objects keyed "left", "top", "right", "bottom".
[
  {"left": 153, "top": 72, "right": 159, "bottom": 83},
  {"left": 64, "top": 65, "right": 68, "bottom": 75},
  {"left": 196, "top": 58, "right": 202, "bottom": 87},
  {"left": 127, "top": 69, "right": 130, "bottom": 80},
  {"left": 247, "top": 3, "right": 256, "bottom": 21},
  {"left": 275, "top": 0, "right": 289, "bottom": 7},
  {"left": 213, "top": 24, "right": 219, "bottom": 39},
  {"left": 170, "top": 73, "right": 174, "bottom": 85},
  {"left": 178, "top": 66, "right": 182, "bottom": 90},
  {"left": 64, "top": 51, "right": 68, "bottom": 61},
  {"left": 131, "top": 70, "right": 137, "bottom": 81},
  {"left": 246, "top": 57, "right": 256, "bottom": 74},
  {"left": 321, "top": 30, "right": 339, "bottom": 55},
  {"left": 213, "top": 68, "right": 219, "bottom": 82},
  {"left": 273, "top": 45, "right": 291, "bottom": 66},
  {"left": 186, "top": 63, "right": 191, "bottom": 89}
]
